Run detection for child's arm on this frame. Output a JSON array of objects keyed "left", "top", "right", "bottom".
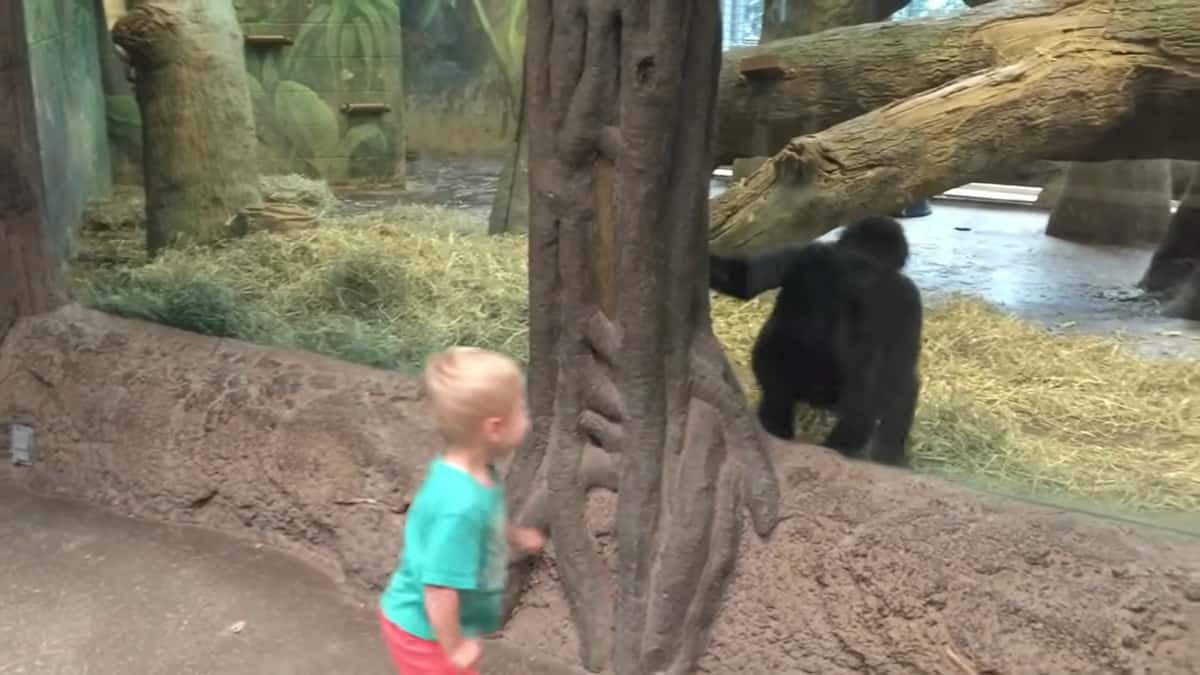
[
  {"left": 419, "top": 513, "right": 486, "bottom": 665},
  {"left": 424, "top": 586, "right": 480, "bottom": 668},
  {"left": 424, "top": 585, "right": 464, "bottom": 649},
  {"left": 505, "top": 524, "right": 546, "bottom": 553}
]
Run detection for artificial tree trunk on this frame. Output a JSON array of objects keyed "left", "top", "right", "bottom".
[
  {"left": 111, "top": 0, "right": 261, "bottom": 255},
  {"left": 487, "top": 75, "right": 529, "bottom": 235},
  {"left": 1045, "top": 160, "right": 1174, "bottom": 246},
  {"left": 1164, "top": 269, "right": 1200, "bottom": 320},
  {"left": 1, "top": 0, "right": 65, "bottom": 340},
  {"left": 1140, "top": 171, "right": 1200, "bottom": 321},
  {"left": 503, "top": 2, "right": 780, "bottom": 673},
  {"left": 761, "top": 0, "right": 909, "bottom": 42},
  {"left": 709, "top": 0, "right": 1200, "bottom": 254}
]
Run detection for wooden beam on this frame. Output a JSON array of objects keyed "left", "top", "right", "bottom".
[{"left": 738, "top": 53, "right": 785, "bottom": 81}]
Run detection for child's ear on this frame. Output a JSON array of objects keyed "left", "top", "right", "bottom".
[{"left": 482, "top": 416, "right": 503, "bottom": 439}]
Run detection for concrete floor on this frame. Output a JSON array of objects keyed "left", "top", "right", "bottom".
[{"left": 0, "top": 486, "right": 576, "bottom": 675}]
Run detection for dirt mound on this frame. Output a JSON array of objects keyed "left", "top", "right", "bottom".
[{"left": 2, "top": 306, "right": 1198, "bottom": 674}]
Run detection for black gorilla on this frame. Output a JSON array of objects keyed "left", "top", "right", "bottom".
[{"left": 709, "top": 215, "right": 922, "bottom": 465}]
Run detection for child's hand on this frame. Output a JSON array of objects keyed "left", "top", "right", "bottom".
[
  {"left": 448, "top": 638, "right": 482, "bottom": 671},
  {"left": 508, "top": 525, "right": 545, "bottom": 554}
]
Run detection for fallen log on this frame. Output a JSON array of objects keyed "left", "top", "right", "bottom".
[
  {"left": 717, "top": 0, "right": 1081, "bottom": 163},
  {"left": 710, "top": 0, "right": 1200, "bottom": 253}
]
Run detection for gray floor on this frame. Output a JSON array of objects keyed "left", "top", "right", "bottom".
[{"left": 0, "top": 486, "right": 575, "bottom": 675}]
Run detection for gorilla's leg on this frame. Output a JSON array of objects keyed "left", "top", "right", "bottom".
[
  {"left": 757, "top": 390, "right": 796, "bottom": 440},
  {"left": 755, "top": 369, "right": 797, "bottom": 440},
  {"left": 821, "top": 351, "right": 879, "bottom": 457},
  {"left": 872, "top": 369, "right": 919, "bottom": 466}
]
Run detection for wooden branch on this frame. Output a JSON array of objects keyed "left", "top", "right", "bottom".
[
  {"left": 710, "top": 40, "right": 1200, "bottom": 253},
  {"left": 717, "top": 0, "right": 1084, "bottom": 162}
]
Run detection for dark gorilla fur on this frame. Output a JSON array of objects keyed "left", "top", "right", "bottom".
[{"left": 709, "top": 215, "right": 922, "bottom": 465}]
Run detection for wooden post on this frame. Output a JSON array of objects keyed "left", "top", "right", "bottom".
[{"left": 1, "top": 0, "right": 66, "bottom": 340}]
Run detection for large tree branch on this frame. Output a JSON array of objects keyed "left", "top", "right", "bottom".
[
  {"left": 716, "top": 0, "right": 1092, "bottom": 162},
  {"left": 710, "top": 23, "right": 1200, "bottom": 253}
]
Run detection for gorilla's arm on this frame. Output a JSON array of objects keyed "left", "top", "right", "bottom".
[{"left": 709, "top": 245, "right": 809, "bottom": 300}]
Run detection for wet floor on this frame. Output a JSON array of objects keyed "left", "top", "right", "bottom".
[{"left": 339, "top": 157, "right": 1200, "bottom": 359}]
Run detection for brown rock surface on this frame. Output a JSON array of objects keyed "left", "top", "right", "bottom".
[
  {"left": 3, "top": 306, "right": 1199, "bottom": 673},
  {"left": 507, "top": 448, "right": 1200, "bottom": 674},
  {"left": 0, "top": 303, "right": 440, "bottom": 595}
]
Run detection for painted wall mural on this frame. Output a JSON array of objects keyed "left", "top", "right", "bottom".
[
  {"left": 25, "top": 0, "right": 113, "bottom": 261},
  {"left": 237, "top": 0, "right": 405, "bottom": 182},
  {"left": 100, "top": 0, "right": 406, "bottom": 185},
  {"left": 400, "top": 0, "right": 525, "bottom": 157}
]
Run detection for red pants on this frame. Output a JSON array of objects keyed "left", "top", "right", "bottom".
[{"left": 379, "top": 611, "right": 479, "bottom": 675}]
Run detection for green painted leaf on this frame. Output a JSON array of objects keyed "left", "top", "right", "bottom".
[
  {"left": 261, "top": 51, "right": 282, "bottom": 92},
  {"left": 356, "top": 0, "right": 388, "bottom": 57},
  {"left": 246, "top": 73, "right": 285, "bottom": 149},
  {"left": 273, "top": 80, "right": 340, "bottom": 176},
  {"left": 367, "top": 0, "right": 400, "bottom": 23},
  {"left": 338, "top": 122, "right": 386, "bottom": 157},
  {"left": 105, "top": 95, "right": 141, "bottom": 128},
  {"left": 284, "top": 4, "right": 333, "bottom": 76},
  {"left": 352, "top": 17, "right": 375, "bottom": 88},
  {"left": 105, "top": 95, "right": 142, "bottom": 150},
  {"left": 326, "top": 0, "right": 352, "bottom": 86},
  {"left": 329, "top": 122, "right": 388, "bottom": 178}
]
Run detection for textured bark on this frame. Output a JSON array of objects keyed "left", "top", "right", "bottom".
[
  {"left": 504, "top": 2, "right": 780, "bottom": 673},
  {"left": 1045, "top": 160, "right": 1173, "bottom": 245},
  {"left": 112, "top": 1, "right": 261, "bottom": 254},
  {"left": 488, "top": 78, "right": 530, "bottom": 235},
  {"left": 761, "top": 0, "right": 909, "bottom": 42},
  {"left": 710, "top": 0, "right": 1200, "bottom": 253},
  {"left": 0, "top": 0, "right": 66, "bottom": 341}
]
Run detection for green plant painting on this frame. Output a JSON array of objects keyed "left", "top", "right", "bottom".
[
  {"left": 102, "top": 0, "right": 403, "bottom": 184},
  {"left": 401, "top": 0, "right": 527, "bottom": 154},
  {"left": 240, "top": 0, "right": 403, "bottom": 182}
]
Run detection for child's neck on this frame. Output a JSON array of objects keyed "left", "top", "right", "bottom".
[{"left": 443, "top": 446, "right": 494, "bottom": 484}]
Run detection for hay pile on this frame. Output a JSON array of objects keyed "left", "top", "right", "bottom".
[
  {"left": 76, "top": 203, "right": 526, "bottom": 372},
  {"left": 71, "top": 197, "right": 1200, "bottom": 515},
  {"left": 714, "top": 294, "right": 1200, "bottom": 514}
]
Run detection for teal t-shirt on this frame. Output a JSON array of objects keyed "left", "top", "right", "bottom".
[{"left": 379, "top": 457, "right": 509, "bottom": 640}]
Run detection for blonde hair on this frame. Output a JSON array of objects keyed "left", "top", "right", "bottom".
[{"left": 423, "top": 346, "right": 524, "bottom": 445}]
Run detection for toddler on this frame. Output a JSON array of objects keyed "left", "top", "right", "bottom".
[{"left": 379, "top": 346, "right": 545, "bottom": 674}]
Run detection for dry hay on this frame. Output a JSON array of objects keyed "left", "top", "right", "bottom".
[
  {"left": 71, "top": 203, "right": 1200, "bottom": 515},
  {"left": 712, "top": 292, "right": 1200, "bottom": 514}
]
